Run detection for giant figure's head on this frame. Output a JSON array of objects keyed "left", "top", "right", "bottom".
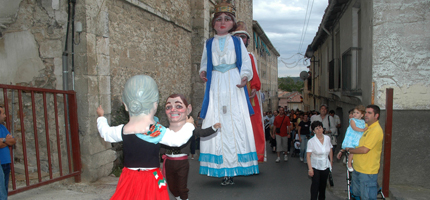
[
  {"left": 212, "top": 0, "right": 237, "bottom": 35},
  {"left": 165, "top": 94, "right": 192, "bottom": 124},
  {"left": 232, "top": 21, "right": 250, "bottom": 47},
  {"left": 122, "top": 75, "right": 159, "bottom": 117}
]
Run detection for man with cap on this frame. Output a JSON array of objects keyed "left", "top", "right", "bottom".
[
  {"left": 232, "top": 21, "right": 266, "bottom": 163},
  {"left": 311, "top": 104, "right": 337, "bottom": 150}
]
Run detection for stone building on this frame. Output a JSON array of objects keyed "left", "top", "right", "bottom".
[
  {"left": 304, "top": 0, "right": 429, "bottom": 191},
  {"left": 278, "top": 91, "right": 303, "bottom": 111},
  {"left": 0, "top": 0, "right": 279, "bottom": 184},
  {"left": 252, "top": 21, "right": 280, "bottom": 112}
]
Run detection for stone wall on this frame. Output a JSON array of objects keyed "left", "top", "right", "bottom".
[
  {"left": 75, "top": 0, "right": 195, "bottom": 182},
  {"left": 373, "top": 0, "right": 430, "bottom": 109},
  {"left": 108, "top": 0, "right": 193, "bottom": 121},
  {"left": 379, "top": 110, "right": 430, "bottom": 189},
  {"left": 0, "top": 0, "right": 66, "bottom": 89},
  {"left": 372, "top": 0, "right": 430, "bottom": 189},
  {"left": 190, "top": 0, "right": 213, "bottom": 118},
  {"left": 0, "top": 0, "right": 75, "bottom": 180}
]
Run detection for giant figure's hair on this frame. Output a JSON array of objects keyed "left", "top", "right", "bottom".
[{"left": 122, "top": 75, "right": 159, "bottom": 117}]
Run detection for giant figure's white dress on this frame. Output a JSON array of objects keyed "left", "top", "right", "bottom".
[{"left": 199, "top": 34, "right": 259, "bottom": 177}]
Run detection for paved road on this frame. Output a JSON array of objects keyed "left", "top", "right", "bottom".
[
  {"left": 9, "top": 142, "right": 346, "bottom": 200},
  {"left": 187, "top": 143, "right": 343, "bottom": 200}
]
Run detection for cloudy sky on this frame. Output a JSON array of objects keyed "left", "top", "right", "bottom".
[{"left": 253, "top": 0, "right": 328, "bottom": 77}]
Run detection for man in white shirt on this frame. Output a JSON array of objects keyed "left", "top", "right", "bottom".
[
  {"left": 311, "top": 104, "right": 337, "bottom": 150},
  {"left": 329, "top": 110, "right": 341, "bottom": 151}
]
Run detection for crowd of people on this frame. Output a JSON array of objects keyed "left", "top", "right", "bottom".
[{"left": 264, "top": 104, "right": 384, "bottom": 200}]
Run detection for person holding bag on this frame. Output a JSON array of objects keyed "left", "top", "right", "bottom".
[{"left": 272, "top": 107, "right": 291, "bottom": 163}]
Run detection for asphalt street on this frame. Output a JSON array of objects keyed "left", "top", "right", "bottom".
[
  {"left": 187, "top": 143, "right": 343, "bottom": 200},
  {"left": 9, "top": 142, "right": 346, "bottom": 200}
]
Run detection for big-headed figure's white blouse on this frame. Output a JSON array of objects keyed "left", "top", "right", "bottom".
[{"left": 199, "top": 34, "right": 253, "bottom": 81}]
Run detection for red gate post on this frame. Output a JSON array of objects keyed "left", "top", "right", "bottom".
[
  {"left": 382, "top": 88, "right": 393, "bottom": 197},
  {"left": 68, "top": 93, "right": 81, "bottom": 182}
]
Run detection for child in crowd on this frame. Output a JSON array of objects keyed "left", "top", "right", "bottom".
[
  {"left": 338, "top": 105, "right": 367, "bottom": 172},
  {"left": 292, "top": 131, "right": 301, "bottom": 157}
]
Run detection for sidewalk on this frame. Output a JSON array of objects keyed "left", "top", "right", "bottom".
[
  {"left": 328, "top": 159, "right": 430, "bottom": 200},
  {"left": 9, "top": 176, "right": 117, "bottom": 200},
  {"left": 389, "top": 184, "right": 430, "bottom": 200},
  {"left": 328, "top": 159, "right": 392, "bottom": 200}
]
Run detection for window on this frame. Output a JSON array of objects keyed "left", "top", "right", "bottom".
[
  {"left": 341, "top": 47, "right": 361, "bottom": 94},
  {"left": 341, "top": 51, "right": 352, "bottom": 90},
  {"left": 329, "top": 60, "right": 334, "bottom": 90},
  {"left": 329, "top": 58, "right": 341, "bottom": 90}
]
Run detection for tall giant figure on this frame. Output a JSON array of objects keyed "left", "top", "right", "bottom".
[
  {"left": 198, "top": 0, "right": 259, "bottom": 186},
  {"left": 232, "top": 21, "right": 266, "bottom": 162}
]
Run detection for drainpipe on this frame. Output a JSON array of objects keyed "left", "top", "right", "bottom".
[
  {"left": 71, "top": 0, "right": 76, "bottom": 90},
  {"left": 63, "top": 0, "right": 72, "bottom": 91},
  {"left": 312, "top": 53, "right": 317, "bottom": 109},
  {"left": 62, "top": 53, "right": 69, "bottom": 91}
]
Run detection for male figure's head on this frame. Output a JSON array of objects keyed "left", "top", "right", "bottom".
[
  {"left": 320, "top": 104, "right": 328, "bottom": 117},
  {"left": 273, "top": 110, "right": 278, "bottom": 116},
  {"left": 0, "top": 106, "right": 6, "bottom": 124},
  {"left": 122, "top": 75, "right": 159, "bottom": 117},
  {"left": 165, "top": 94, "right": 192, "bottom": 124},
  {"left": 365, "top": 105, "right": 380, "bottom": 126},
  {"left": 232, "top": 21, "right": 250, "bottom": 47}
]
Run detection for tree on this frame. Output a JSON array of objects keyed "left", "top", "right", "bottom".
[{"left": 278, "top": 77, "right": 304, "bottom": 92}]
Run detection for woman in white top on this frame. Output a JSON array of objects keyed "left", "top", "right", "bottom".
[{"left": 307, "top": 121, "right": 333, "bottom": 200}]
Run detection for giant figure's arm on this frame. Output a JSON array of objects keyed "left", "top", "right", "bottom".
[
  {"left": 249, "top": 53, "right": 261, "bottom": 91},
  {"left": 199, "top": 42, "right": 208, "bottom": 74},
  {"left": 194, "top": 124, "right": 219, "bottom": 138},
  {"left": 239, "top": 39, "right": 253, "bottom": 81},
  {"left": 159, "top": 123, "right": 195, "bottom": 147},
  {"left": 97, "top": 117, "right": 124, "bottom": 143}
]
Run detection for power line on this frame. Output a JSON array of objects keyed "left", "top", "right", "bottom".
[
  {"left": 282, "top": 0, "right": 315, "bottom": 70},
  {"left": 299, "top": 0, "right": 315, "bottom": 53},
  {"left": 297, "top": 0, "right": 316, "bottom": 53},
  {"left": 297, "top": 0, "right": 311, "bottom": 53}
]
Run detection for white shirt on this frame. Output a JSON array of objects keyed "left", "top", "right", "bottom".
[
  {"left": 268, "top": 116, "right": 275, "bottom": 126},
  {"left": 307, "top": 135, "right": 332, "bottom": 170},
  {"left": 310, "top": 114, "right": 336, "bottom": 135},
  {"left": 334, "top": 115, "right": 341, "bottom": 126},
  {"left": 96, "top": 117, "right": 194, "bottom": 147},
  {"left": 333, "top": 114, "right": 341, "bottom": 136}
]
